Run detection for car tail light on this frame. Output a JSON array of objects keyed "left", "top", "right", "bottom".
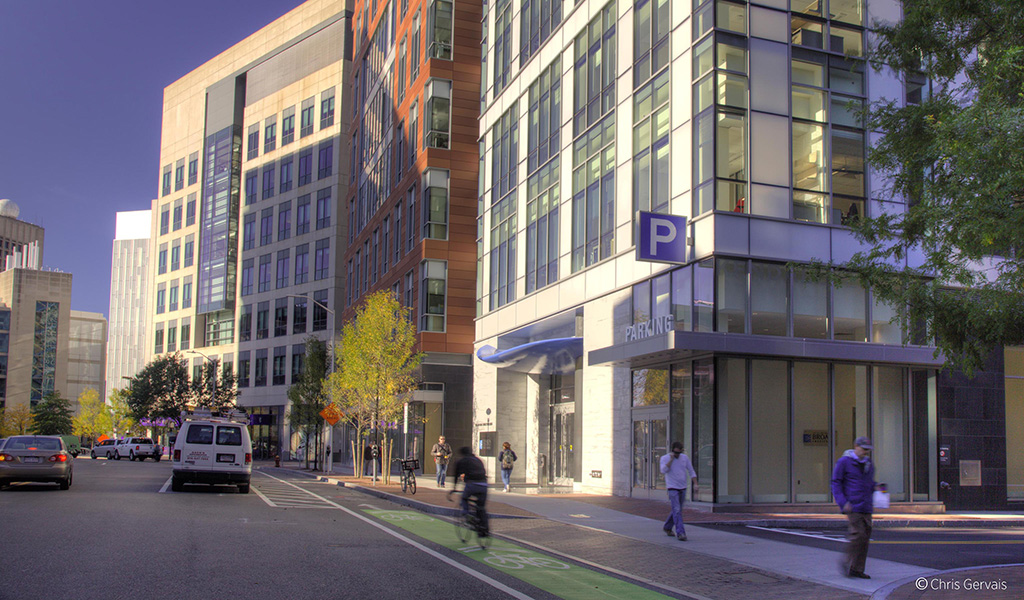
[
  {"left": 244, "top": 453, "right": 252, "bottom": 464},
  {"left": 173, "top": 449, "right": 181, "bottom": 461},
  {"left": 48, "top": 453, "right": 68, "bottom": 463},
  {"left": 135, "top": 445, "right": 140, "bottom": 451},
  {"left": 0, "top": 453, "right": 13, "bottom": 462}
]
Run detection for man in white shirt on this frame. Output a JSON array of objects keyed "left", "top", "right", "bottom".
[{"left": 660, "top": 441, "right": 698, "bottom": 541}]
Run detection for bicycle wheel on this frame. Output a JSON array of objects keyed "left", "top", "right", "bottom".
[
  {"left": 409, "top": 473, "right": 416, "bottom": 495},
  {"left": 401, "top": 472, "right": 408, "bottom": 493},
  {"left": 477, "top": 526, "right": 493, "bottom": 549},
  {"left": 454, "top": 515, "right": 473, "bottom": 544}
]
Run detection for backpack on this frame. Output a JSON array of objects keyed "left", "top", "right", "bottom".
[{"left": 501, "top": 450, "right": 515, "bottom": 469}]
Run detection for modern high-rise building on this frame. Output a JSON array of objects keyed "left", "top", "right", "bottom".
[
  {"left": 107, "top": 210, "right": 152, "bottom": 403},
  {"left": 341, "top": 0, "right": 482, "bottom": 468},
  {"left": 150, "top": 1, "right": 352, "bottom": 458},
  {"left": 472, "top": 0, "right": 1020, "bottom": 510},
  {"left": 67, "top": 310, "right": 107, "bottom": 412},
  {"left": 0, "top": 199, "right": 44, "bottom": 272}
]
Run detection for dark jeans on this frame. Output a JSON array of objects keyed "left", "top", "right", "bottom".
[
  {"left": 436, "top": 462, "right": 448, "bottom": 487},
  {"left": 663, "top": 488, "right": 688, "bottom": 536},
  {"left": 461, "top": 481, "right": 489, "bottom": 532},
  {"left": 845, "top": 512, "right": 872, "bottom": 573}
]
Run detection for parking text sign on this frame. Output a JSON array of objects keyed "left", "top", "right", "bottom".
[{"left": 637, "top": 211, "right": 687, "bottom": 264}]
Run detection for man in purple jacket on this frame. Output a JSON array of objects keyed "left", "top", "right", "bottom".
[{"left": 831, "top": 436, "right": 877, "bottom": 579}]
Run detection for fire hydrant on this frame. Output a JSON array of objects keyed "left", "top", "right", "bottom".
[{"left": 274, "top": 454, "right": 281, "bottom": 468}]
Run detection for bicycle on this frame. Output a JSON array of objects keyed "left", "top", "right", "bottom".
[
  {"left": 394, "top": 457, "right": 418, "bottom": 494},
  {"left": 447, "top": 483, "right": 491, "bottom": 549}
]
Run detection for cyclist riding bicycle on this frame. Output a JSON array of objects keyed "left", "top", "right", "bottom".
[{"left": 450, "top": 446, "right": 489, "bottom": 536}]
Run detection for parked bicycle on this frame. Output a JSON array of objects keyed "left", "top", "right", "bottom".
[
  {"left": 447, "top": 483, "right": 491, "bottom": 549},
  {"left": 394, "top": 457, "right": 418, "bottom": 494}
]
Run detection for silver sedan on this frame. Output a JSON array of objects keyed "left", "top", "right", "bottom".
[{"left": 0, "top": 435, "right": 74, "bottom": 490}]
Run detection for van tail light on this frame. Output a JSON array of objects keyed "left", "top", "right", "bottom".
[
  {"left": 48, "top": 453, "right": 68, "bottom": 463},
  {"left": 0, "top": 453, "right": 13, "bottom": 462},
  {"left": 173, "top": 449, "right": 181, "bottom": 461},
  {"left": 244, "top": 453, "right": 252, "bottom": 465}
]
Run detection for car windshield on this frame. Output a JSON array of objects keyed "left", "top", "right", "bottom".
[{"left": 6, "top": 437, "right": 61, "bottom": 451}]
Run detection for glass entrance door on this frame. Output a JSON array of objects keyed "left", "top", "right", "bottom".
[
  {"left": 550, "top": 402, "right": 575, "bottom": 486},
  {"left": 632, "top": 413, "right": 668, "bottom": 499}
]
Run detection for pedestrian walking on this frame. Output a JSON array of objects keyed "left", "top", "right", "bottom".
[
  {"left": 498, "top": 442, "right": 517, "bottom": 492},
  {"left": 431, "top": 435, "right": 452, "bottom": 487},
  {"left": 660, "top": 441, "right": 698, "bottom": 541},
  {"left": 831, "top": 436, "right": 878, "bottom": 579}
]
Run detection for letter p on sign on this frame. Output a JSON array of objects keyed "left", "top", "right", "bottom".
[{"left": 637, "top": 211, "right": 687, "bottom": 264}]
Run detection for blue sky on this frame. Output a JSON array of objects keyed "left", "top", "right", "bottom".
[{"left": 0, "top": 0, "right": 305, "bottom": 317}]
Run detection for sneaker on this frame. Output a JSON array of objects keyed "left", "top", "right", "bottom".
[
  {"left": 677, "top": 535, "right": 688, "bottom": 541},
  {"left": 848, "top": 570, "right": 871, "bottom": 579},
  {"left": 663, "top": 528, "right": 674, "bottom": 537}
]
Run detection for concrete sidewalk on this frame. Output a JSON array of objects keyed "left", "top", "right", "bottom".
[{"left": 264, "top": 462, "right": 1022, "bottom": 599}]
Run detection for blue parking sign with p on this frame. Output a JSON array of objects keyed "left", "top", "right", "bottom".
[{"left": 637, "top": 212, "right": 687, "bottom": 264}]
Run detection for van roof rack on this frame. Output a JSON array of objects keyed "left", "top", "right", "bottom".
[{"left": 180, "top": 407, "right": 249, "bottom": 425}]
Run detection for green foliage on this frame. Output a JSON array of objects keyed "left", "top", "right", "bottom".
[
  {"left": 125, "top": 353, "right": 192, "bottom": 421},
  {"left": 72, "top": 388, "right": 112, "bottom": 440},
  {"left": 108, "top": 389, "right": 137, "bottom": 436},
  {"left": 31, "top": 392, "right": 74, "bottom": 436},
  {"left": 0, "top": 404, "right": 34, "bottom": 436},
  {"left": 288, "top": 337, "right": 330, "bottom": 467},
  {"left": 189, "top": 359, "right": 240, "bottom": 413},
  {"left": 835, "top": 0, "right": 1024, "bottom": 373}
]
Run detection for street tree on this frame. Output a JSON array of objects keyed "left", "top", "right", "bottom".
[
  {"left": 287, "top": 337, "right": 330, "bottom": 469},
  {"left": 126, "top": 354, "right": 191, "bottom": 421},
  {"left": 189, "top": 359, "right": 240, "bottom": 413},
  {"left": 72, "top": 388, "right": 112, "bottom": 443},
  {"left": 0, "top": 404, "right": 34, "bottom": 436},
  {"left": 330, "top": 290, "right": 422, "bottom": 478},
  {"left": 31, "top": 392, "right": 73, "bottom": 436},
  {"left": 831, "top": 0, "right": 1024, "bottom": 373},
  {"left": 108, "top": 388, "right": 138, "bottom": 437}
]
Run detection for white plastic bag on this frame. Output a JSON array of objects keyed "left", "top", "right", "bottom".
[{"left": 873, "top": 490, "right": 890, "bottom": 509}]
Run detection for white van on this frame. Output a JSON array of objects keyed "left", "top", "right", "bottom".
[{"left": 171, "top": 413, "right": 252, "bottom": 493}]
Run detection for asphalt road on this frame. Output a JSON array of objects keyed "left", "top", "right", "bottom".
[
  {"left": 0, "top": 458, "right": 676, "bottom": 600},
  {"left": 702, "top": 523, "right": 1024, "bottom": 570}
]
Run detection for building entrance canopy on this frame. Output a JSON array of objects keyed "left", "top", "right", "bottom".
[{"left": 477, "top": 337, "right": 583, "bottom": 374}]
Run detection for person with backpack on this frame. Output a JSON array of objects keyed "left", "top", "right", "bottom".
[{"left": 498, "top": 441, "right": 517, "bottom": 492}]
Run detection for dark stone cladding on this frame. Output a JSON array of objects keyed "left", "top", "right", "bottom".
[
  {"left": 937, "top": 348, "right": 1009, "bottom": 509},
  {"left": 421, "top": 362, "right": 473, "bottom": 453}
]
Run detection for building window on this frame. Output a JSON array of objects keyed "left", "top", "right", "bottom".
[
  {"left": 521, "top": 0, "right": 562, "bottom": 66},
  {"left": 167, "top": 326, "right": 177, "bottom": 354},
  {"left": 295, "top": 243, "right": 309, "bottom": 284},
  {"left": 276, "top": 249, "right": 290, "bottom": 289},
  {"left": 404, "top": 270, "right": 414, "bottom": 316},
  {"left": 169, "top": 284, "right": 179, "bottom": 312},
  {"left": 572, "top": 113, "right": 615, "bottom": 272},
  {"left": 262, "top": 165, "right": 275, "bottom": 200},
  {"left": 272, "top": 347, "right": 286, "bottom": 385},
  {"left": 238, "top": 351, "right": 250, "bottom": 387},
  {"left": 160, "top": 206, "right": 170, "bottom": 236},
  {"left": 154, "top": 328, "right": 164, "bottom": 354},
  {"left": 241, "top": 259, "right": 254, "bottom": 296},
  {"left": 634, "top": 70, "right": 671, "bottom": 216},
  {"left": 313, "top": 290, "right": 329, "bottom": 331},
  {"left": 170, "top": 244, "right": 180, "bottom": 271},
  {"left": 28, "top": 302, "right": 57, "bottom": 402},
  {"left": 254, "top": 349, "right": 268, "bottom": 386},
  {"left": 318, "top": 143, "right": 334, "bottom": 179},
  {"left": 278, "top": 202, "right": 292, "bottom": 241},
  {"left": 298, "top": 149, "right": 313, "bottom": 186},
  {"left": 313, "top": 238, "right": 330, "bottom": 281},
  {"left": 180, "top": 322, "right": 190, "bottom": 350},
  {"left": 239, "top": 305, "right": 252, "bottom": 342},
  {"left": 382, "top": 216, "right": 390, "bottom": 274},
  {"left": 363, "top": 240, "right": 371, "bottom": 291},
  {"left": 420, "top": 260, "right": 446, "bottom": 332},
  {"left": 173, "top": 203, "right": 183, "bottom": 231},
  {"left": 320, "top": 88, "right": 335, "bottom": 130},
  {"left": 489, "top": 103, "right": 518, "bottom": 309},
  {"left": 275, "top": 299, "right": 288, "bottom": 337},
  {"left": 188, "top": 154, "right": 199, "bottom": 185},
  {"left": 256, "top": 302, "right": 269, "bottom": 340},
  {"left": 182, "top": 280, "right": 192, "bottom": 309},
  {"left": 280, "top": 155, "right": 294, "bottom": 193},
  {"left": 526, "top": 60, "right": 561, "bottom": 294},
  {"left": 397, "top": 39, "right": 407, "bottom": 101},
  {"left": 260, "top": 208, "right": 274, "bottom": 245},
  {"left": 493, "top": 0, "right": 512, "bottom": 94},
  {"left": 243, "top": 214, "right": 256, "bottom": 250},
  {"left": 293, "top": 296, "right": 307, "bottom": 334},
  {"left": 315, "top": 188, "right": 331, "bottom": 229},
  {"left": 411, "top": 12, "right": 421, "bottom": 82},
  {"left": 354, "top": 251, "right": 362, "bottom": 299},
  {"left": 247, "top": 124, "right": 260, "bottom": 160},
  {"left": 424, "top": 80, "right": 452, "bottom": 149},
  {"left": 291, "top": 344, "right": 305, "bottom": 382},
  {"left": 156, "top": 288, "right": 166, "bottom": 314},
  {"left": 409, "top": 102, "right": 418, "bottom": 166},
  {"left": 573, "top": 3, "right": 617, "bottom": 136},
  {"left": 296, "top": 194, "right": 311, "bottom": 235},
  {"left": 245, "top": 170, "right": 258, "bottom": 205},
  {"left": 634, "top": 0, "right": 670, "bottom": 89},
  {"left": 186, "top": 196, "right": 196, "bottom": 225},
  {"left": 395, "top": 122, "right": 405, "bottom": 185},
  {"left": 346, "top": 260, "right": 354, "bottom": 306},
  {"left": 282, "top": 107, "right": 296, "bottom": 145},
  {"left": 184, "top": 238, "right": 194, "bottom": 267},
  {"left": 395, "top": 201, "right": 403, "bottom": 263},
  {"left": 428, "top": 0, "right": 453, "bottom": 59},
  {"left": 264, "top": 117, "right": 277, "bottom": 153},
  {"left": 158, "top": 247, "right": 168, "bottom": 275},
  {"left": 406, "top": 186, "right": 417, "bottom": 252},
  {"left": 422, "top": 169, "right": 449, "bottom": 239},
  {"left": 300, "top": 97, "right": 315, "bottom": 138},
  {"left": 162, "top": 167, "right": 172, "bottom": 197},
  {"left": 258, "top": 254, "right": 272, "bottom": 293}
]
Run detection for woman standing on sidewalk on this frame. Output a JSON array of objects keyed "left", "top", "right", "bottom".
[{"left": 498, "top": 442, "right": 517, "bottom": 492}]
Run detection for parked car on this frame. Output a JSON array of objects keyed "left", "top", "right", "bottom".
[
  {"left": 172, "top": 415, "right": 251, "bottom": 493},
  {"left": 115, "top": 437, "right": 160, "bottom": 461},
  {"left": 91, "top": 439, "right": 118, "bottom": 459},
  {"left": 0, "top": 435, "right": 74, "bottom": 490},
  {"left": 60, "top": 435, "right": 82, "bottom": 457},
  {"left": 0, "top": 438, "right": 7, "bottom": 450}
]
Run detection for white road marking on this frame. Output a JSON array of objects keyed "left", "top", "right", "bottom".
[
  {"left": 252, "top": 485, "right": 279, "bottom": 507},
  {"left": 257, "top": 471, "right": 534, "bottom": 600},
  {"left": 746, "top": 525, "right": 849, "bottom": 543},
  {"left": 159, "top": 476, "right": 172, "bottom": 493}
]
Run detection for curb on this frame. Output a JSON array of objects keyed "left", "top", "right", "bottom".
[
  {"left": 704, "top": 519, "right": 1024, "bottom": 529},
  {"left": 869, "top": 563, "right": 1024, "bottom": 600}
]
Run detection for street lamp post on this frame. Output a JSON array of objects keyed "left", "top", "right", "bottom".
[
  {"left": 186, "top": 349, "right": 217, "bottom": 401},
  {"left": 285, "top": 294, "right": 335, "bottom": 474}
]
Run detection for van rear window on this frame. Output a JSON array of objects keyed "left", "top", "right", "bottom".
[
  {"left": 185, "top": 425, "right": 214, "bottom": 445},
  {"left": 217, "top": 426, "right": 242, "bottom": 446}
]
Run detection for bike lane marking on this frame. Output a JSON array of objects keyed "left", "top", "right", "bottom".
[{"left": 364, "top": 509, "right": 673, "bottom": 600}]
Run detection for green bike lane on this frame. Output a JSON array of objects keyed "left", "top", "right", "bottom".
[{"left": 364, "top": 509, "right": 675, "bottom": 600}]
